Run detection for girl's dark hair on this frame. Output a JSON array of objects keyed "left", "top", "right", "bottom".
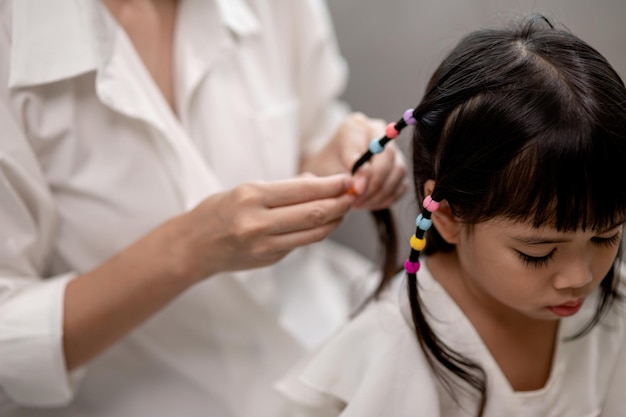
[{"left": 372, "top": 14, "right": 626, "bottom": 415}]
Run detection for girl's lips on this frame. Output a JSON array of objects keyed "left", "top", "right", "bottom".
[{"left": 548, "top": 299, "right": 584, "bottom": 317}]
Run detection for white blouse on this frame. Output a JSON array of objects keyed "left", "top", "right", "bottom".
[
  {"left": 277, "top": 263, "right": 626, "bottom": 417},
  {"left": 0, "top": 1, "right": 377, "bottom": 416}
]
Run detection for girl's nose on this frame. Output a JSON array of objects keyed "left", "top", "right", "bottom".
[{"left": 552, "top": 257, "right": 593, "bottom": 290}]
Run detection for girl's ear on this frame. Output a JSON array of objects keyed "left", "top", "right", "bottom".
[{"left": 423, "top": 180, "right": 461, "bottom": 244}]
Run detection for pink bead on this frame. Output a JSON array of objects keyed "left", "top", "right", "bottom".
[
  {"left": 423, "top": 195, "right": 440, "bottom": 212},
  {"left": 385, "top": 122, "right": 399, "bottom": 139},
  {"left": 404, "top": 259, "right": 421, "bottom": 274}
]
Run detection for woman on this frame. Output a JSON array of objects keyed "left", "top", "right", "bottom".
[{"left": 0, "top": 0, "right": 407, "bottom": 415}]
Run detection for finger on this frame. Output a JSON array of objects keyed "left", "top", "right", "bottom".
[
  {"left": 360, "top": 177, "right": 409, "bottom": 211},
  {"left": 266, "top": 193, "right": 355, "bottom": 234},
  {"left": 341, "top": 125, "right": 373, "bottom": 171},
  {"left": 350, "top": 165, "right": 370, "bottom": 196},
  {"left": 342, "top": 114, "right": 384, "bottom": 173},
  {"left": 353, "top": 144, "right": 396, "bottom": 202},
  {"left": 262, "top": 174, "right": 353, "bottom": 208},
  {"left": 356, "top": 153, "right": 408, "bottom": 209},
  {"left": 265, "top": 218, "right": 344, "bottom": 253},
  {"left": 346, "top": 112, "right": 370, "bottom": 126}
]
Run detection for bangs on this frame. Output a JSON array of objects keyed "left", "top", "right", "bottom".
[
  {"left": 435, "top": 92, "right": 626, "bottom": 232},
  {"left": 492, "top": 127, "right": 626, "bottom": 231},
  {"left": 412, "top": 15, "right": 626, "bottom": 249}
]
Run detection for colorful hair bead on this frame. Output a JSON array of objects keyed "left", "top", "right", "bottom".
[
  {"left": 404, "top": 259, "right": 421, "bottom": 274},
  {"left": 403, "top": 108, "right": 417, "bottom": 125},
  {"left": 423, "top": 195, "right": 440, "bottom": 212},
  {"left": 385, "top": 122, "right": 399, "bottom": 139},
  {"left": 410, "top": 235, "right": 427, "bottom": 251},
  {"left": 351, "top": 108, "right": 419, "bottom": 174},
  {"left": 415, "top": 214, "right": 433, "bottom": 231},
  {"left": 368, "top": 139, "right": 384, "bottom": 154}
]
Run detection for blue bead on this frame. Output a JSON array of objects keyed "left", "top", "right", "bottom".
[
  {"left": 368, "top": 139, "right": 384, "bottom": 154},
  {"left": 415, "top": 214, "right": 432, "bottom": 231}
]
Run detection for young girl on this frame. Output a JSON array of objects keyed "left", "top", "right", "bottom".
[{"left": 276, "top": 14, "right": 626, "bottom": 416}]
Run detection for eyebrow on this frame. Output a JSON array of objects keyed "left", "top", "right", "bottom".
[{"left": 506, "top": 235, "right": 571, "bottom": 245}]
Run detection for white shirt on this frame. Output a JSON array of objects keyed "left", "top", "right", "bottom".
[
  {"left": 277, "top": 264, "right": 626, "bottom": 417},
  {"left": 0, "top": 1, "right": 377, "bottom": 415}
]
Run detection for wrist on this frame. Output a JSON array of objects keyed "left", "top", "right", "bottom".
[{"left": 155, "top": 214, "right": 214, "bottom": 286}]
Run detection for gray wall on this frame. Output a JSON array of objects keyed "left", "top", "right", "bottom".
[{"left": 327, "top": 0, "right": 626, "bottom": 261}]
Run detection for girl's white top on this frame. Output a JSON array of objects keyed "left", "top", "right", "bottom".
[
  {"left": 0, "top": 1, "right": 376, "bottom": 416},
  {"left": 277, "top": 263, "right": 626, "bottom": 417}
]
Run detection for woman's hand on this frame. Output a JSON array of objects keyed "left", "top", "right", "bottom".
[
  {"left": 300, "top": 112, "right": 408, "bottom": 210},
  {"left": 166, "top": 174, "right": 356, "bottom": 283}
]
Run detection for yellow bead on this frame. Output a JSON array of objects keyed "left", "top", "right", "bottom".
[{"left": 410, "top": 235, "right": 426, "bottom": 251}]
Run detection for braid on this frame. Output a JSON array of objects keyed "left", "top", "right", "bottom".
[{"left": 349, "top": 109, "right": 415, "bottom": 313}]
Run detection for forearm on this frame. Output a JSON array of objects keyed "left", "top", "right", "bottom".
[
  {"left": 62, "top": 176, "right": 356, "bottom": 371},
  {"left": 62, "top": 217, "right": 196, "bottom": 371}
]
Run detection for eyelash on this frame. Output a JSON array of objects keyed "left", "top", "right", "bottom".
[
  {"left": 591, "top": 233, "right": 622, "bottom": 247},
  {"left": 516, "top": 232, "right": 622, "bottom": 268},
  {"left": 517, "top": 250, "right": 555, "bottom": 268}
]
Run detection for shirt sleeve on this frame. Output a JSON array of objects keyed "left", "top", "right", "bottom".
[
  {"left": 0, "top": 93, "right": 82, "bottom": 407},
  {"left": 275, "top": 297, "right": 441, "bottom": 417},
  {"left": 293, "top": 0, "right": 351, "bottom": 157}
]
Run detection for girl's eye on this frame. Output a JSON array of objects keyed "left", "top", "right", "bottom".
[
  {"left": 516, "top": 249, "right": 556, "bottom": 268},
  {"left": 591, "top": 233, "right": 622, "bottom": 248}
]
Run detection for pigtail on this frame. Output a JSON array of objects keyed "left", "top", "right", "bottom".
[
  {"left": 406, "top": 270, "right": 487, "bottom": 413},
  {"left": 405, "top": 191, "right": 487, "bottom": 415},
  {"left": 369, "top": 208, "right": 400, "bottom": 293},
  {"left": 351, "top": 110, "right": 418, "bottom": 296},
  {"left": 352, "top": 109, "right": 489, "bottom": 415}
]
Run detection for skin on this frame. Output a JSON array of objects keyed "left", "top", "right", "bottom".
[
  {"left": 62, "top": 0, "right": 407, "bottom": 370},
  {"left": 102, "top": 0, "right": 178, "bottom": 111},
  {"left": 301, "top": 112, "right": 408, "bottom": 210},
  {"left": 425, "top": 181, "right": 623, "bottom": 390}
]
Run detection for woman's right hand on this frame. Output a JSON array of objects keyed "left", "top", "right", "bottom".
[
  {"left": 63, "top": 173, "right": 354, "bottom": 369},
  {"left": 165, "top": 173, "right": 356, "bottom": 283}
]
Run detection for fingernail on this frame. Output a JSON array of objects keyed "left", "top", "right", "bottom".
[{"left": 353, "top": 176, "right": 367, "bottom": 195}]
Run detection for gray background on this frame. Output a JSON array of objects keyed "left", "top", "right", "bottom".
[{"left": 327, "top": 0, "right": 626, "bottom": 262}]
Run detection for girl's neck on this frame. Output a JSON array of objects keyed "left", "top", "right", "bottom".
[{"left": 427, "top": 251, "right": 559, "bottom": 391}]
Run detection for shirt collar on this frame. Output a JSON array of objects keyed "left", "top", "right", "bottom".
[
  {"left": 8, "top": 0, "right": 103, "bottom": 88},
  {"left": 8, "top": 0, "right": 261, "bottom": 89},
  {"left": 215, "top": 0, "right": 261, "bottom": 37}
]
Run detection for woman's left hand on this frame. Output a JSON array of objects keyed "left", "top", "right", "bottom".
[{"left": 300, "top": 112, "right": 408, "bottom": 210}]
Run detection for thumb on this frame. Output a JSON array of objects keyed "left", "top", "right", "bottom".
[{"left": 351, "top": 166, "right": 371, "bottom": 196}]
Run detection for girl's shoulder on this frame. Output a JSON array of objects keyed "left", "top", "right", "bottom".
[{"left": 275, "top": 273, "right": 441, "bottom": 417}]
